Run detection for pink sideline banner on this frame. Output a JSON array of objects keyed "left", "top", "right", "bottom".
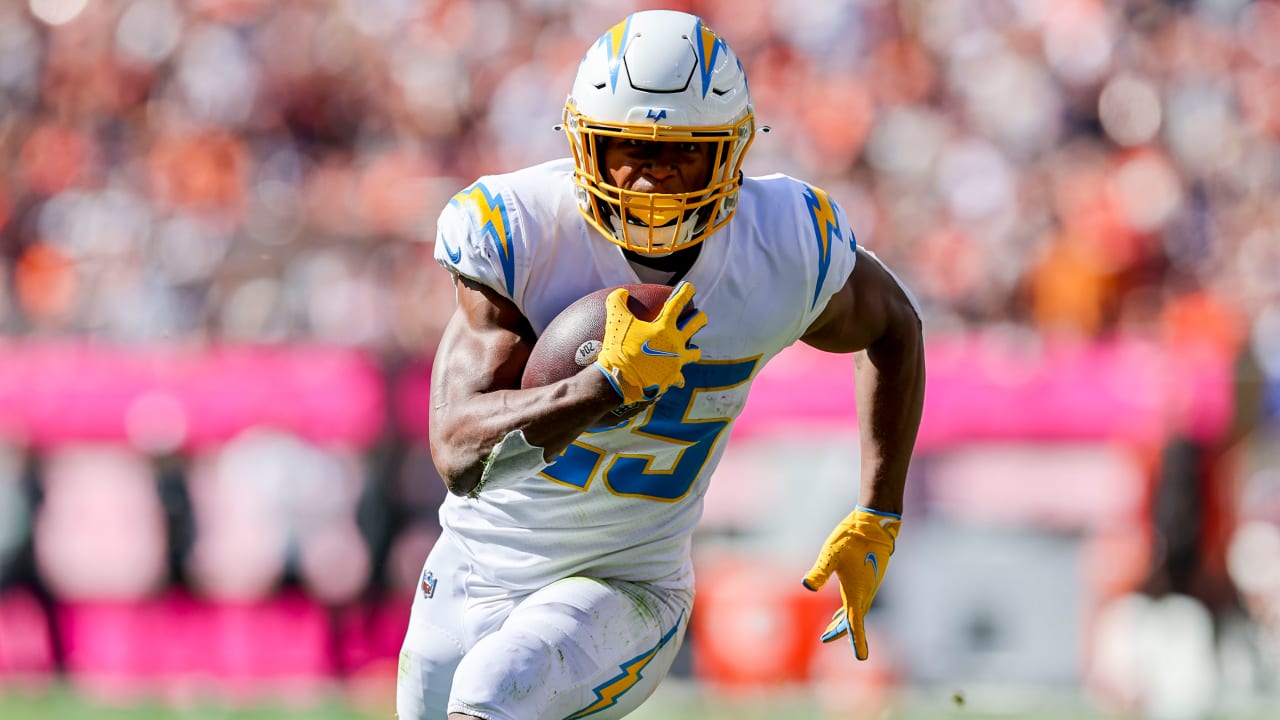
[
  {"left": 731, "top": 331, "right": 1234, "bottom": 448},
  {"left": 0, "top": 333, "right": 1233, "bottom": 451},
  {"left": 0, "top": 341, "right": 386, "bottom": 450}
]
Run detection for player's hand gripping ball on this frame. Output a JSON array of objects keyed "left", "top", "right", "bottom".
[{"left": 521, "top": 282, "right": 704, "bottom": 428}]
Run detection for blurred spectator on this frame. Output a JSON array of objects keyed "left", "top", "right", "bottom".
[
  {"left": 33, "top": 444, "right": 168, "bottom": 600},
  {"left": 184, "top": 429, "right": 369, "bottom": 605},
  {"left": 0, "top": 0, "right": 1272, "bottom": 351},
  {"left": 0, "top": 444, "right": 28, "bottom": 586}
]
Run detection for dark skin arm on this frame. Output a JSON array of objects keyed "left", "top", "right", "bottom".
[
  {"left": 429, "top": 276, "right": 622, "bottom": 496},
  {"left": 800, "top": 247, "right": 925, "bottom": 516}
]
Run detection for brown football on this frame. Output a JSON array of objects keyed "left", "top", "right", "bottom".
[{"left": 521, "top": 283, "right": 689, "bottom": 430}]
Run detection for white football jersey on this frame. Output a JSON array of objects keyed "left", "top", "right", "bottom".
[{"left": 433, "top": 158, "right": 858, "bottom": 592}]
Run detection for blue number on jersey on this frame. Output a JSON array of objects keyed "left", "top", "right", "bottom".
[{"left": 541, "top": 358, "right": 758, "bottom": 501}]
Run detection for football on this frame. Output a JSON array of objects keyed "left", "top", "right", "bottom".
[{"left": 521, "top": 283, "right": 689, "bottom": 429}]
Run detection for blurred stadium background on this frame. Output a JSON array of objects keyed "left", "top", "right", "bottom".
[{"left": 0, "top": 0, "right": 1278, "bottom": 718}]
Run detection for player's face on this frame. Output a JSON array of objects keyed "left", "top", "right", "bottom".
[{"left": 602, "top": 139, "right": 715, "bottom": 195}]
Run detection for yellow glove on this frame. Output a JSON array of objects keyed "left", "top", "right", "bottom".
[
  {"left": 802, "top": 505, "right": 902, "bottom": 661},
  {"left": 593, "top": 281, "right": 707, "bottom": 405}
]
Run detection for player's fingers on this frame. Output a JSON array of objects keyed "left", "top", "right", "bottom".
[
  {"left": 678, "top": 308, "right": 708, "bottom": 335},
  {"left": 850, "top": 608, "right": 869, "bottom": 661},
  {"left": 660, "top": 281, "right": 697, "bottom": 321},
  {"left": 820, "top": 609, "right": 849, "bottom": 643},
  {"left": 802, "top": 559, "right": 833, "bottom": 591},
  {"left": 605, "top": 288, "right": 632, "bottom": 317}
]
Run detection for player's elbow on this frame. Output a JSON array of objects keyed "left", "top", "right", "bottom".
[
  {"left": 429, "top": 440, "right": 484, "bottom": 496},
  {"left": 894, "top": 310, "right": 926, "bottom": 376},
  {"left": 898, "top": 306, "right": 925, "bottom": 361},
  {"left": 865, "top": 300, "right": 925, "bottom": 380},
  {"left": 439, "top": 461, "right": 482, "bottom": 497},
  {"left": 889, "top": 286, "right": 924, "bottom": 351}
]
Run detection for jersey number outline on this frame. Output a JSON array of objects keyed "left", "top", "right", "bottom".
[{"left": 540, "top": 358, "right": 758, "bottom": 501}]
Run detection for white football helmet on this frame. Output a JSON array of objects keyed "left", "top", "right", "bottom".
[{"left": 564, "top": 10, "right": 755, "bottom": 255}]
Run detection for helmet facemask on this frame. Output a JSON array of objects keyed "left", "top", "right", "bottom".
[{"left": 565, "top": 110, "right": 754, "bottom": 255}]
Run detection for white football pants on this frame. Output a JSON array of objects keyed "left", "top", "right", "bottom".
[{"left": 396, "top": 532, "right": 691, "bottom": 720}]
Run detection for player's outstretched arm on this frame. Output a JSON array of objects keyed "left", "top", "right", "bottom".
[
  {"left": 800, "top": 246, "right": 924, "bottom": 512},
  {"left": 798, "top": 246, "right": 925, "bottom": 660},
  {"left": 428, "top": 276, "right": 622, "bottom": 497}
]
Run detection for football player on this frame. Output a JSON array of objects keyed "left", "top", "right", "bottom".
[{"left": 397, "top": 9, "right": 925, "bottom": 720}]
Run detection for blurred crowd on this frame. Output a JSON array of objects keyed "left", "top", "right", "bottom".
[
  {"left": 0, "top": 0, "right": 1274, "bottom": 355},
  {"left": 1, "top": 0, "right": 1279, "bottom": 712}
]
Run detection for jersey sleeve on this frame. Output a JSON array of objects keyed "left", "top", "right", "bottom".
[
  {"left": 794, "top": 182, "right": 859, "bottom": 332},
  {"left": 433, "top": 179, "right": 524, "bottom": 303}
]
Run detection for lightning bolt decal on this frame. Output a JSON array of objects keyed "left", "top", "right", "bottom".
[
  {"left": 695, "top": 20, "right": 726, "bottom": 98},
  {"left": 597, "top": 16, "right": 633, "bottom": 92},
  {"left": 564, "top": 613, "right": 684, "bottom": 719},
  {"left": 802, "top": 185, "right": 840, "bottom": 310},
  {"left": 449, "top": 182, "right": 515, "bottom": 296}
]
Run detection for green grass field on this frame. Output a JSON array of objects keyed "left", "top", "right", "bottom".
[
  {"left": 0, "top": 690, "right": 375, "bottom": 720},
  {"left": 3, "top": 681, "right": 1278, "bottom": 720},
  {"left": 0, "top": 682, "right": 1116, "bottom": 720}
]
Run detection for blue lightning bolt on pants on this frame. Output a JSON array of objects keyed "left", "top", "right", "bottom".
[{"left": 397, "top": 533, "right": 691, "bottom": 720}]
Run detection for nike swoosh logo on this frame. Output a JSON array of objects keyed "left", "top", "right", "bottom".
[
  {"left": 864, "top": 552, "right": 879, "bottom": 581},
  {"left": 640, "top": 340, "right": 679, "bottom": 357},
  {"left": 440, "top": 237, "right": 462, "bottom": 263}
]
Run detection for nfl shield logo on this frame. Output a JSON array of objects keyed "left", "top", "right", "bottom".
[{"left": 421, "top": 570, "right": 437, "bottom": 599}]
